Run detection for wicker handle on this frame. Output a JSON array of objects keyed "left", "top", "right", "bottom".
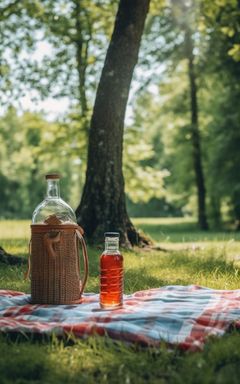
[
  {"left": 24, "top": 240, "right": 31, "bottom": 280},
  {"left": 75, "top": 228, "right": 89, "bottom": 295},
  {"left": 44, "top": 231, "right": 61, "bottom": 258},
  {"left": 25, "top": 232, "right": 61, "bottom": 280}
]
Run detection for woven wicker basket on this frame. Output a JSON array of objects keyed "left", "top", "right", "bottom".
[{"left": 28, "top": 224, "right": 88, "bottom": 304}]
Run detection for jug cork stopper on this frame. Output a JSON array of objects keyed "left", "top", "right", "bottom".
[{"left": 45, "top": 173, "right": 61, "bottom": 180}]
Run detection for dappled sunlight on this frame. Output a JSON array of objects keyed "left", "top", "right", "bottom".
[
  {"left": 133, "top": 218, "right": 240, "bottom": 261},
  {"left": 1, "top": 218, "right": 240, "bottom": 383},
  {"left": 123, "top": 248, "right": 240, "bottom": 291},
  {"left": 1, "top": 0, "right": 240, "bottom": 381},
  {"left": 0, "top": 220, "right": 30, "bottom": 240},
  {"left": 1, "top": 218, "right": 240, "bottom": 290}
]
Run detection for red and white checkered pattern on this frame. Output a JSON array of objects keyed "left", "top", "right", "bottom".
[{"left": 0, "top": 286, "right": 240, "bottom": 351}]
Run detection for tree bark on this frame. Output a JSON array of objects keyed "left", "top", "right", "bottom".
[
  {"left": 76, "top": 0, "right": 151, "bottom": 247},
  {"left": 185, "top": 29, "right": 209, "bottom": 230}
]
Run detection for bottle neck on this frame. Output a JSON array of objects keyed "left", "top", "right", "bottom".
[
  {"left": 105, "top": 237, "right": 119, "bottom": 252},
  {"left": 46, "top": 179, "right": 60, "bottom": 199}
]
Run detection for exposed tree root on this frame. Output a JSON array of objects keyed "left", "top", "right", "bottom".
[
  {"left": 0, "top": 246, "right": 26, "bottom": 265},
  {"left": 125, "top": 225, "right": 170, "bottom": 252}
]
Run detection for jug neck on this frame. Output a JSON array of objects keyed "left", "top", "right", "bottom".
[{"left": 46, "top": 179, "right": 60, "bottom": 199}]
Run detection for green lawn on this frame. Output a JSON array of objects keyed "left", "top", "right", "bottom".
[{"left": 0, "top": 218, "right": 240, "bottom": 383}]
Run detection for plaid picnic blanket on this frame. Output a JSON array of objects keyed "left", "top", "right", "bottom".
[{"left": 0, "top": 285, "right": 240, "bottom": 351}]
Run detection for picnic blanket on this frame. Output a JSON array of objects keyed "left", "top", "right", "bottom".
[{"left": 0, "top": 285, "right": 240, "bottom": 351}]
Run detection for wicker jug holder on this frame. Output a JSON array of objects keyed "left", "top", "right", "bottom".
[{"left": 26, "top": 223, "right": 89, "bottom": 304}]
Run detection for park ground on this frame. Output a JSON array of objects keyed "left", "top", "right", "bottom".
[{"left": 0, "top": 218, "right": 240, "bottom": 383}]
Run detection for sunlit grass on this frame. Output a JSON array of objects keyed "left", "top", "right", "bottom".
[
  {"left": 0, "top": 220, "right": 30, "bottom": 239},
  {"left": 0, "top": 220, "right": 30, "bottom": 257},
  {"left": 1, "top": 218, "right": 240, "bottom": 383},
  {"left": 133, "top": 217, "right": 240, "bottom": 259}
]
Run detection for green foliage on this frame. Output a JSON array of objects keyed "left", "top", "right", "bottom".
[
  {"left": 0, "top": 1, "right": 46, "bottom": 104},
  {"left": 0, "top": 108, "right": 167, "bottom": 218},
  {"left": 129, "top": 0, "right": 240, "bottom": 224},
  {"left": 123, "top": 126, "right": 169, "bottom": 203},
  {"left": 202, "top": 0, "right": 240, "bottom": 61},
  {"left": 0, "top": 108, "right": 83, "bottom": 218},
  {"left": 127, "top": 197, "right": 183, "bottom": 218},
  {"left": 1, "top": 0, "right": 240, "bottom": 224},
  {"left": 0, "top": 0, "right": 117, "bottom": 113},
  {"left": 129, "top": 69, "right": 196, "bottom": 214}
]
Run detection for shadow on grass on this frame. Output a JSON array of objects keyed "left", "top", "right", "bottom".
[
  {"left": 1, "top": 330, "right": 240, "bottom": 384},
  {"left": 124, "top": 267, "right": 174, "bottom": 293},
  {"left": 0, "top": 334, "right": 51, "bottom": 383},
  {"left": 123, "top": 252, "right": 240, "bottom": 289},
  {"left": 88, "top": 266, "right": 171, "bottom": 294},
  {"left": 135, "top": 221, "right": 240, "bottom": 243},
  {"left": 0, "top": 333, "right": 175, "bottom": 383},
  {"left": 91, "top": 250, "right": 239, "bottom": 292}
]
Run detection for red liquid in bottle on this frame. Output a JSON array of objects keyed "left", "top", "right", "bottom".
[{"left": 100, "top": 252, "right": 123, "bottom": 309}]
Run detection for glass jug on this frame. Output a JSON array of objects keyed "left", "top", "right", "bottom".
[
  {"left": 32, "top": 173, "right": 76, "bottom": 224},
  {"left": 28, "top": 173, "right": 88, "bottom": 304}
]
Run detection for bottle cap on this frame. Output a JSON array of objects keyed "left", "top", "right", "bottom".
[
  {"left": 45, "top": 173, "right": 61, "bottom": 180},
  {"left": 104, "top": 232, "right": 120, "bottom": 238}
]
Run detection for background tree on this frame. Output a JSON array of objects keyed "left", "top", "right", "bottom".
[
  {"left": 202, "top": 0, "right": 240, "bottom": 228},
  {"left": 133, "top": 0, "right": 209, "bottom": 229},
  {"left": 0, "top": 108, "right": 76, "bottom": 218}
]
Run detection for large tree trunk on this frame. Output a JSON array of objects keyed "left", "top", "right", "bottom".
[
  {"left": 185, "top": 29, "right": 209, "bottom": 230},
  {"left": 76, "top": 0, "right": 151, "bottom": 247}
]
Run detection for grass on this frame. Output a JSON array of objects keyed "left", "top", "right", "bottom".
[{"left": 0, "top": 218, "right": 240, "bottom": 383}]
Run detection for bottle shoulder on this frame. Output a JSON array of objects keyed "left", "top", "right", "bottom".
[
  {"left": 32, "top": 197, "right": 76, "bottom": 224},
  {"left": 101, "top": 250, "right": 122, "bottom": 258}
]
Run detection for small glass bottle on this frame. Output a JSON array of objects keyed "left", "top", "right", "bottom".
[
  {"left": 32, "top": 173, "right": 76, "bottom": 224},
  {"left": 100, "top": 232, "right": 123, "bottom": 309}
]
